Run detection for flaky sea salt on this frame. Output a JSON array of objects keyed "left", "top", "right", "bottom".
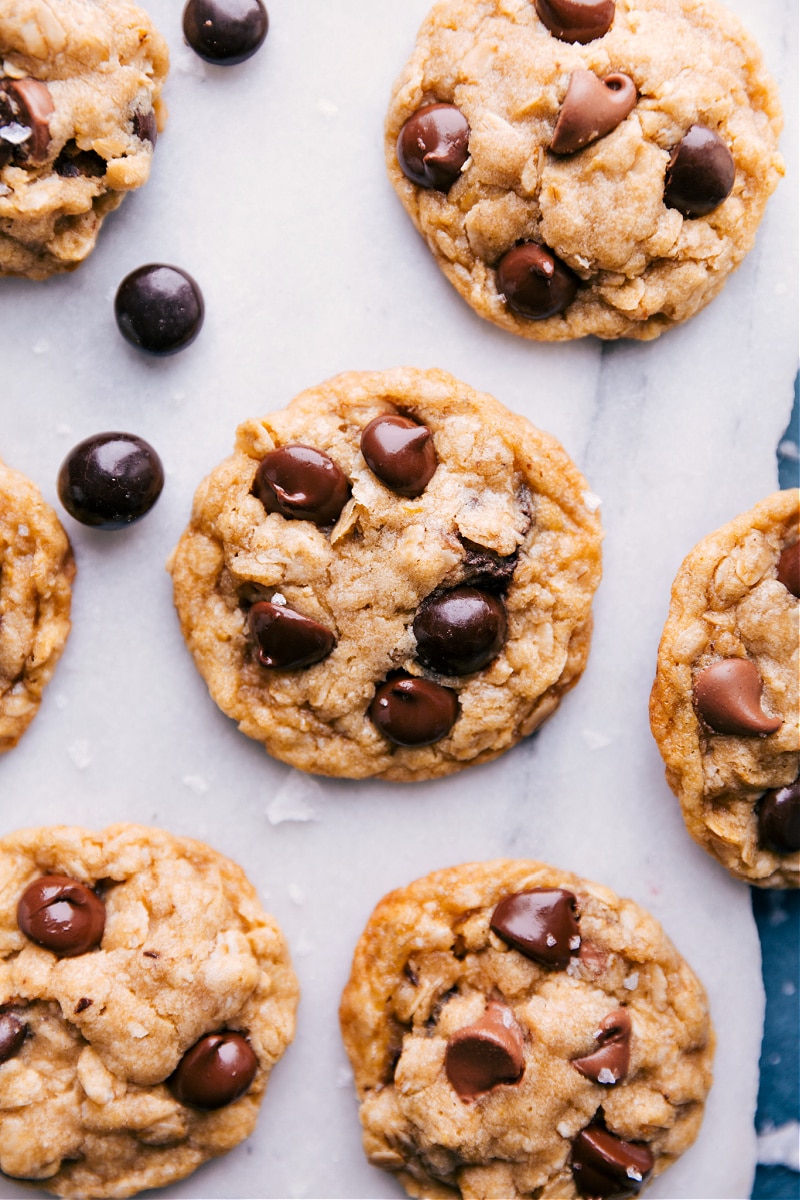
[
  {"left": 546, "top": 934, "right": 556, "bottom": 946},
  {"left": 623, "top": 972, "right": 639, "bottom": 991},
  {"left": 266, "top": 770, "right": 322, "bottom": 825},
  {"left": 582, "top": 490, "right": 602, "bottom": 513},
  {"left": 569, "top": 936, "right": 581, "bottom": 950},
  {"left": 598, "top": 1068, "right": 616, "bottom": 1084},
  {"left": 68, "top": 740, "right": 92, "bottom": 770}
]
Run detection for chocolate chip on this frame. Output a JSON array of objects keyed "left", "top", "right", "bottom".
[
  {"left": 115, "top": 264, "right": 204, "bottom": 355},
  {"left": 74, "top": 998, "right": 93, "bottom": 1014},
  {"left": 551, "top": 70, "right": 637, "bottom": 155},
  {"left": 777, "top": 542, "right": 800, "bottom": 598},
  {"left": 396, "top": 102, "right": 470, "bottom": 191},
  {"left": 490, "top": 888, "right": 580, "bottom": 969},
  {"left": 183, "top": 0, "right": 269, "bottom": 64},
  {"left": 571, "top": 1123, "right": 654, "bottom": 1198},
  {"left": 248, "top": 600, "right": 335, "bottom": 669},
  {"left": 445, "top": 1000, "right": 525, "bottom": 1100},
  {"left": 0, "top": 1014, "right": 26, "bottom": 1064},
  {"left": 496, "top": 243, "right": 577, "bottom": 320},
  {"left": 58, "top": 433, "right": 164, "bottom": 529},
  {"left": 758, "top": 777, "right": 800, "bottom": 855},
  {"left": 171, "top": 1031, "right": 258, "bottom": 1109},
  {"left": 535, "top": 0, "right": 615, "bottom": 43},
  {"left": 572, "top": 1009, "right": 631, "bottom": 1084},
  {"left": 664, "top": 125, "right": 735, "bottom": 219},
  {"left": 54, "top": 142, "right": 106, "bottom": 177},
  {"left": 360, "top": 415, "right": 437, "bottom": 498},
  {"left": 132, "top": 108, "right": 158, "bottom": 146},
  {"left": 253, "top": 445, "right": 350, "bottom": 526},
  {"left": 413, "top": 587, "right": 507, "bottom": 675},
  {"left": 17, "top": 876, "right": 105, "bottom": 957},
  {"left": 369, "top": 673, "right": 458, "bottom": 747},
  {"left": 0, "top": 78, "right": 53, "bottom": 167},
  {"left": 693, "top": 659, "right": 782, "bottom": 736},
  {"left": 460, "top": 539, "right": 519, "bottom": 591}
]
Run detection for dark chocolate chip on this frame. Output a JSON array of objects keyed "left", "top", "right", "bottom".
[
  {"left": 535, "top": 0, "right": 615, "bottom": 43},
  {"left": 0, "top": 1013, "right": 26, "bottom": 1064},
  {"left": 53, "top": 143, "right": 106, "bottom": 178},
  {"left": 777, "top": 542, "right": 800, "bottom": 598},
  {"left": 413, "top": 587, "right": 507, "bottom": 675},
  {"left": 551, "top": 70, "right": 637, "bottom": 155},
  {"left": 496, "top": 243, "right": 577, "bottom": 320},
  {"left": 74, "top": 998, "right": 93, "bottom": 1014},
  {"left": 572, "top": 1009, "right": 631, "bottom": 1084},
  {"left": 490, "top": 888, "right": 580, "bottom": 968},
  {"left": 360, "top": 414, "right": 437, "bottom": 498},
  {"left": 253, "top": 445, "right": 350, "bottom": 526},
  {"left": 17, "top": 876, "right": 105, "bottom": 957},
  {"left": 664, "top": 125, "right": 735, "bottom": 219},
  {"left": 369, "top": 673, "right": 458, "bottom": 747},
  {"left": 693, "top": 659, "right": 782, "bottom": 736},
  {"left": 248, "top": 600, "right": 335, "bottom": 669},
  {"left": 132, "top": 108, "right": 158, "bottom": 146},
  {"left": 183, "top": 0, "right": 269, "bottom": 64},
  {"left": 0, "top": 78, "right": 53, "bottom": 166},
  {"left": 396, "top": 102, "right": 470, "bottom": 191},
  {"left": 58, "top": 432, "right": 164, "bottom": 529},
  {"left": 758, "top": 777, "right": 800, "bottom": 855},
  {"left": 445, "top": 1000, "right": 525, "bottom": 1100},
  {"left": 115, "top": 264, "right": 204, "bottom": 355},
  {"left": 459, "top": 539, "right": 519, "bottom": 591},
  {"left": 171, "top": 1031, "right": 257, "bottom": 1109},
  {"left": 571, "top": 1123, "right": 654, "bottom": 1198}
]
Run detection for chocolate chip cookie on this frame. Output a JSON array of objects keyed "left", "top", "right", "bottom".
[
  {"left": 650, "top": 490, "right": 800, "bottom": 888},
  {"left": 0, "top": 460, "right": 74, "bottom": 752},
  {"left": 340, "top": 859, "right": 714, "bottom": 1199},
  {"left": 0, "top": 824, "right": 298, "bottom": 1198},
  {"left": 168, "top": 368, "right": 603, "bottom": 781},
  {"left": 0, "top": 0, "right": 168, "bottom": 279},
  {"left": 386, "top": 0, "right": 783, "bottom": 341}
]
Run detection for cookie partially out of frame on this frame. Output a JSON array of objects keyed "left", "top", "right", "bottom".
[
  {"left": 0, "top": 460, "right": 74, "bottom": 752},
  {"left": 0, "top": 824, "right": 298, "bottom": 1198},
  {"left": 386, "top": 0, "right": 783, "bottom": 341},
  {"left": 340, "top": 860, "right": 714, "bottom": 1200},
  {"left": 168, "top": 368, "right": 602, "bottom": 781},
  {"left": 0, "top": 0, "right": 168, "bottom": 278},
  {"left": 650, "top": 490, "right": 800, "bottom": 888}
]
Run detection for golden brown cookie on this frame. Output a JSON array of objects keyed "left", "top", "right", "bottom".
[
  {"left": 0, "top": 824, "right": 298, "bottom": 1198},
  {"left": 168, "top": 368, "right": 603, "bottom": 781},
  {"left": 386, "top": 0, "right": 783, "bottom": 340},
  {"left": 650, "top": 490, "right": 800, "bottom": 888},
  {"left": 340, "top": 860, "right": 714, "bottom": 1200}
]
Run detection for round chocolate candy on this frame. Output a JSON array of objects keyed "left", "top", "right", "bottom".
[
  {"left": 496, "top": 243, "right": 577, "bottom": 320},
  {"left": 58, "top": 432, "right": 164, "bottom": 529},
  {"left": 777, "top": 542, "right": 800, "bottom": 598},
  {"left": 182, "top": 0, "right": 269, "bottom": 65},
  {"left": 171, "top": 1031, "right": 258, "bottom": 1109},
  {"left": 758, "top": 778, "right": 800, "bottom": 855},
  {"left": 0, "top": 1013, "right": 26, "bottom": 1064},
  {"left": 17, "top": 876, "right": 105, "bottom": 957},
  {"left": 253, "top": 445, "right": 350, "bottom": 525},
  {"left": 115, "top": 264, "right": 204, "bottom": 355},
  {"left": 693, "top": 658, "right": 782, "bottom": 736},
  {"left": 248, "top": 600, "right": 335, "bottom": 669},
  {"left": 490, "top": 888, "right": 580, "bottom": 968},
  {"left": 413, "top": 587, "right": 507, "bottom": 675},
  {"left": 396, "top": 103, "right": 470, "bottom": 191},
  {"left": 369, "top": 673, "right": 458, "bottom": 747},
  {"left": 664, "top": 125, "right": 735, "bottom": 219},
  {"left": 570, "top": 1122, "right": 654, "bottom": 1198},
  {"left": 571, "top": 1009, "right": 631, "bottom": 1084},
  {"left": 535, "top": 0, "right": 615, "bottom": 44},
  {"left": 445, "top": 1000, "right": 525, "bottom": 1100},
  {"left": 360, "top": 414, "right": 437, "bottom": 498}
]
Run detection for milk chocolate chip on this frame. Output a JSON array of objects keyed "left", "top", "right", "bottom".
[
  {"left": 497, "top": 243, "right": 577, "bottom": 320},
  {"left": 445, "top": 1000, "right": 525, "bottom": 1100},
  {"left": 535, "top": 0, "right": 615, "bottom": 43},
  {"left": 490, "top": 888, "right": 580, "bottom": 968},
  {"left": 171, "top": 1031, "right": 257, "bottom": 1109},
  {"left": 758, "top": 778, "right": 800, "bottom": 855},
  {"left": 571, "top": 1123, "right": 654, "bottom": 1198},
  {"left": 397, "top": 103, "right": 470, "bottom": 191},
  {"left": 17, "top": 876, "right": 105, "bottom": 957},
  {"left": 0, "top": 1014, "right": 26, "bottom": 1064},
  {"left": 0, "top": 78, "right": 53, "bottom": 167},
  {"left": 413, "top": 587, "right": 507, "bottom": 675},
  {"left": 693, "top": 659, "right": 782, "bottom": 736},
  {"left": 552, "top": 70, "right": 637, "bottom": 155},
  {"left": 664, "top": 125, "right": 735, "bottom": 218},
  {"left": 572, "top": 1009, "right": 631, "bottom": 1084},
  {"left": 248, "top": 600, "right": 335, "bottom": 669},
  {"left": 254, "top": 445, "right": 350, "bottom": 525},
  {"left": 369, "top": 673, "right": 458, "bottom": 747},
  {"left": 361, "top": 414, "right": 437, "bottom": 497},
  {"left": 777, "top": 542, "right": 800, "bottom": 598}
]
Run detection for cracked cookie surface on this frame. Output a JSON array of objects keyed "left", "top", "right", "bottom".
[{"left": 0, "top": 824, "right": 298, "bottom": 1198}]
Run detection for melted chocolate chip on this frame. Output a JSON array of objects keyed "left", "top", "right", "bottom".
[
  {"left": 369, "top": 673, "right": 458, "bottom": 747},
  {"left": 58, "top": 433, "right": 164, "bottom": 529},
  {"left": 0, "top": 78, "right": 53, "bottom": 167},
  {"left": 115, "top": 264, "right": 204, "bottom": 355},
  {"left": 74, "top": 998, "right": 93, "bottom": 1014},
  {"left": 171, "top": 1031, "right": 257, "bottom": 1109},
  {"left": 397, "top": 103, "right": 470, "bottom": 191},
  {"left": 445, "top": 1000, "right": 525, "bottom": 1100},
  {"left": 496, "top": 243, "right": 577, "bottom": 320},
  {"left": 693, "top": 659, "right": 782, "bottom": 736},
  {"left": 551, "top": 70, "right": 637, "bottom": 155},
  {"left": 0, "top": 1013, "right": 26, "bottom": 1064},
  {"left": 248, "top": 600, "right": 335, "bottom": 669},
  {"left": 17, "top": 876, "right": 105, "bottom": 957},
  {"left": 664, "top": 125, "right": 735, "bottom": 219},
  {"left": 460, "top": 539, "right": 519, "bottom": 591},
  {"left": 758, "top": 777, "right": 800, "bottom": 855},
  {"left": 571, "top": 1123, "right": 654, "bottom": 1198},
  {"left": 777, "top": 542, "right": 800, "bottom": 598},
  {"left": 360, "top": 414, "right": 437, "bottom": 497},
  {"left": 490, "top": 888, "right": 580, "bottom": 969},
  {"left": 535, "top": 0, "right": 615, "bottom": 43},
  {"left": 132, "top": 108, "right": 158, "bottom": 146},
  {"left": 54, "top": 142, "right": 106, "bottom": 177},
  {"left": 572, "top": 1009, "right": 631, "bottom": 1084},
  {"left": 183, "top": 0, "right": 269, "bottom": 65},
  {"left": 413, "top": 587, "right": 507, "bottom": 675},
  {"left": 254, "top": 445, "right": 350, "bottom": 525}
]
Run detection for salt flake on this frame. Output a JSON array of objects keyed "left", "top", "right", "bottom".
[
  {"left": 266, "top": 771, "right": 322, "bottom": 825},
  {"left": 582, "top": 490, "right": 602, "bottom": 513},
  {"left": 546, "top": 934, "right": 556, "bottom": 946},
  {"left": 623, "top": 972, "right": 639, "bottom": 991},
  {"left": 597, "top": 1068, "right": 616, "bottom": 1084}
]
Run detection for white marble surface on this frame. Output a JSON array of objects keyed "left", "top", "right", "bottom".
[{"left": 0, "top": 0, "right": 797, "bottom": 1197}]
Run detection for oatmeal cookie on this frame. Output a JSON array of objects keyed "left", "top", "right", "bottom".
[
  {"left": 0, "top": 0, "right": 168, "bottom": 279},
  {"left": 386, "top": 0, "right": 784, "bottom": 341},
  {"left": 0, "top": 460, "right": 74, "bottom": 752},
  {"left": 168, "top": 368, "right": 603, "bottom": 781},
  {"left": 340, "top": 859, "right": 714, "bottom": 1200},
  {"left": 0, "top": 824, "right": 298, "bottom": 1198},
  {"left": 650, "top": 490, "right": 800, "bottom": 888}
]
